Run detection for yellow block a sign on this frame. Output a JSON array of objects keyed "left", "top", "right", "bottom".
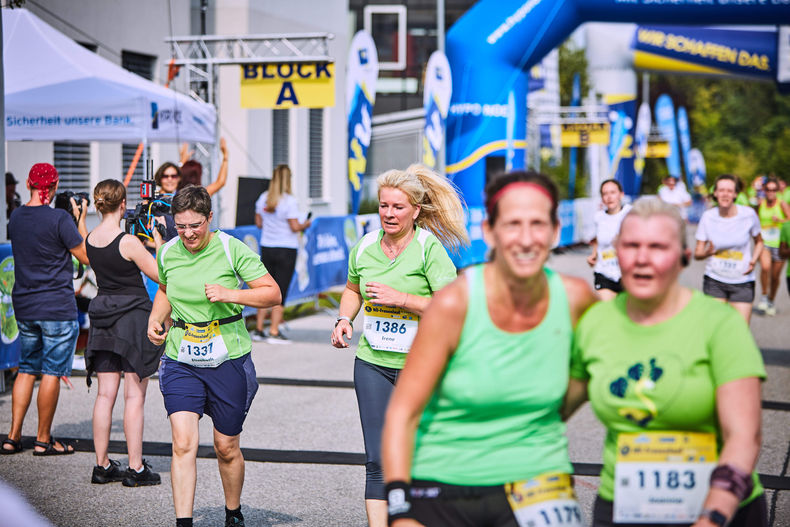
[{"left": 240, "top": 62, "right": 335, "bottom": 109}]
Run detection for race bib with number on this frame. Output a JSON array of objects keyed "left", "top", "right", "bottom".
[
  {"left": 711, "top": 249, "right": 744, "bottom": 280},
  {"left": 506, "top": 473, "right": 583, "bottom": 527},
  {"left": 614, "top": 431, "right": 717, "bottom": 524},
  {"left": 177, "top": 320, "right": 230, "bottom": 368},
  {"left": 362, "top": 301, "right": 419, "bottom": 353}
]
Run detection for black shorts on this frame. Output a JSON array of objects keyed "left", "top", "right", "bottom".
[
  {"left": 260, "top": 246, "right": 297, "bottom": 305},
  {"left": 594, "top": 273, "right": 623, "bottom": 293},
  {"left": 702, "top": 275, "right": 755, "bottom": 303},
  {"left": 591, "top": 494, "right": 767, "bottom": 527},
  {"left": 92, "top": 349, "right": 134, "bottom": 374},
  {"left": 409, "top": 480, "right": 518, "bottom": 527}
]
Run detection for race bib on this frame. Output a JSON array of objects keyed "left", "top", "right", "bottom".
[
  {"left": 362, "top": 301, "right": 419, "bottom": 353},
  {"left": 507, "top": 473, "right": 583, "bottom": 527},
  {"left": 763, "top": 226, "right": 780, "bottom": 244},
  {"left": 177, "top": 320, "right": 230, "bottom": 368},
  {"left": 711, "top": 249, "right": 744, "bottom": 279},
  {"left": 600, "top": 248, "right": 620, "bottom": 272},
  {"left": 614, "top": 431, "right": 717, "bottom": 524}
]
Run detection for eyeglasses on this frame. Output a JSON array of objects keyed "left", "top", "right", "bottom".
[
  {"left": 175, "top": 218, "right": 207, "bottom": 231},
  {"left": 765, "top": 187, "right": 778, "bottom": 192},
  {"left": 161, "top": 173, "right": 180, "bottom": 180}
]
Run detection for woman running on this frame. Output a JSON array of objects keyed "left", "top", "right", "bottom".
[
  {"left": 86, "top": 179, "right": 164, "bottom": 487},
  {"left": 756, "top": 176, "right": 790, "bottom": 315},
  {"left": 567, "top": 198, "right": 766, "bottom": 527},
  {"left": 694, "top": 174, "right": 763, "bottom": 323},
  {"left": 382, "top": 171, "right": 596, "bottom": 527},
  {"left": 330, "top": 164, "right": 468, "bottom": 527},
  {"left": 587, "top": 179, "right": 631, "bottom": 300}
]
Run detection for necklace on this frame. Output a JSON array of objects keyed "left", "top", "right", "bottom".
[{"left": 382, "top": 231, "right": 414, "bottom": 260}]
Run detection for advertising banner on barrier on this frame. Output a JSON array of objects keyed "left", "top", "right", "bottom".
[
  {"left": 0, "top": 244, "right": 20, "bottom": 370},
  {"left": 240, "top": 62, "right": 335, "bottom": 109},
  {"left": 422, "top": 51, "right": 452, "bottom": 169},
  {"left": 347, "top": 31, "right": 378, "bottom": 214},
  {"left": 633, "top": 25, "right": 777, "bottom": 81},
  {"left": 655, "top": 94, "right": 682, "bottom": 180}
]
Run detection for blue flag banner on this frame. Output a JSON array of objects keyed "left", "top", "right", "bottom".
[
  {"left": 655, "top": 94, "right": 682, "bottom": 180},
  {"left": 0, "top": 244, "right": 21, "bottom": 370},
  {"left": 677, "top": 106, "right": 693, "bottom": 187},
  {"left": 606, "top": 96, "right": 637, "bottom": 195}
]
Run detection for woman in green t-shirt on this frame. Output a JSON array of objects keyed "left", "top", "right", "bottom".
[
  {"left": 330, "top": 164, "right": 469, "bottom": 527},
  {"left": 382, "top": 171, "right": 596, "bottom": 527},
  {"left": 567, "top": 198, "right": 767, "bottom": 527}
]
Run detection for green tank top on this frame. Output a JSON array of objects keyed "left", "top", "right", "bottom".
[
  {"left": 411, "top": 264, "right": 573, "bottom": 485},
  {"left": 758, "top": 200, "right": 786, "bottom": 248}
]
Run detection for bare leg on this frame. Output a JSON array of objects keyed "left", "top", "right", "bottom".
[
  {"left": 769, "top": 260, "right": 785, "bottom": 302},
  {"left": 123, "top": 373, "right": 149, "bottom": 470},
  {"left": 3, "top": 372, "right": 35, "bottom": 450},
  {"left": 92, "top": 372, "right": 121, "bottom": 466},
  {"left": 365, "top": 499, "right": 388, "bottom": 527},
  {"left": 255, "top": 308, "right": 271, "bottom": 332},
  {"left": 213, "top": 428, "right": 244, "bottom": 510},
  {"left": 170, "top": 411, "right": 200, "bottom": 519},
  {"left": 596, "top": 289, "right": 618, "bottom": 302},
  {"left": 759, "top": 249, "right": 771, "bottom": 296},
  {"left": 269, "top": 305, "right": 285, "bottom": 336},
  {"left": 729, "top": 302, "right": 753, "bottom": 324},
  {"left": 34, "top": 374, "right": 71, "bottom": 452}
]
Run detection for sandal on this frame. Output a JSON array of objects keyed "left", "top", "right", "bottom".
[
  {"left": 0, "top": 437, "right": 23, "bottom": 454},
  {"left": 32, "top": 437, "right": 74, "bottom": 456}
]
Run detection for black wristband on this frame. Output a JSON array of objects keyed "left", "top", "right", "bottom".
[
  {"left": 386, "top": 481, "right": 413, "bottom": 525},
  {"left": 710, "top": 463, "right": 754, "bottom": 502}
]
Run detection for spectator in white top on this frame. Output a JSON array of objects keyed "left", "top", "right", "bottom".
[
  {"left": 658, "top": 175, "right": 692, "bottom": 219},
  {"left": 253, "top": 165, "right": 311, "bottom": 343}
]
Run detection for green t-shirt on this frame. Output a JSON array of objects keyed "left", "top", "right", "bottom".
[
  {"left": 158, "top": 230, "right": 268, "bottom": 361},
  {"left": 781, "top": 221, "right": 790, "bottom": 276},
  {"left": 411, "top": 265, "right": 573, "bottom": 485},
  {"left": 347, "top": 226, "right": 457, "bottom": 369},
  {"left": 571, "top": 291, "right": 766, "bottom": 502},
  {"left": 735, "top": 192, "right": 750, "bottom": 207}
]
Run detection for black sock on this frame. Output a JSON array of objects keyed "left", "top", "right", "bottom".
[
  {"left": 225, "top": 506, "right": 243, "bottom": 520},
  {"left": 175, "top": 518, "right": 193, "bottom": 527}
]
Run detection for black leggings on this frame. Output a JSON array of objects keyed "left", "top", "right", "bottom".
[
  {"left": 591, "top": 494, "right": 768, "bottom": 527},
  {"left": 353, "top": 358, "right": 399, "bottom": 500},
  {"left": 260, "top": 246, "right": 297, "bottom": 305}
]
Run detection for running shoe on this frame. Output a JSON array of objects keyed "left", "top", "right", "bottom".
[
  {"left": 91, "top": 459, "right": 127, "bottom": 484},
  {"left": 122, "top": 459, "right": 161, "bottom": 487},
  {"left": 765, "top": 302, "right": 777, "bottom": 316},
  {"left": 225, "top": 515, "right": 245, "bottom": 527},
  {"left": 756, "top": 297, "right": 770, "bottom": 312},
  {"left": 266, "top": 332, "right": 291, "bottom": 344},
  {"left": 250, "top": 329, "right": 266, "bottom": 342}
]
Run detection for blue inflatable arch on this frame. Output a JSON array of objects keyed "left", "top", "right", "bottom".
[{"left": 446, "top": 0, "right": 790, "bottom": 267}]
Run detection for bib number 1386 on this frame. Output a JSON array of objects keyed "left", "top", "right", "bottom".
[{"left": 372, "top": 320, "right": 407, "bottom": 334}]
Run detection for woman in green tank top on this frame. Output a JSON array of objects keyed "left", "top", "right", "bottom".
[
  {"left": 755, "top": 177, "right": 790, "bottom": 315},
  {"left": 381, "top": 171, "right": 596, "bottom": 527}
]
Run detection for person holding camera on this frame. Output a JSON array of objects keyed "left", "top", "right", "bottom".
[
  {"left": 1, "top": 163, "right": 88, "bottom": 456},
  {"left": 86, "top": 179, "right": 165, "bottom": 487},
  {"left": 252, "top": 164, "right": 311, "bottom": 343}
]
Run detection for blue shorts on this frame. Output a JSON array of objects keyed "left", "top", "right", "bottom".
[
  {"left": 17, "top": 319, "right": 79, "bottom": 377},
  {"left": 159, "top": 354, "right": 258, "bottom": 436}
]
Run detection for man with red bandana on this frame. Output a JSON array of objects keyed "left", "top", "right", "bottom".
[{"left": 1, "top": 163, "right": 89, "bottom": 456}]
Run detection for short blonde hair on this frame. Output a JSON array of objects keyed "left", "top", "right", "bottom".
[
  {"left": 377, "top": 164, "right": 469, "bottom": 252},
  {"left": 623, "top": 197, "right": 687, "bottom": 250}
]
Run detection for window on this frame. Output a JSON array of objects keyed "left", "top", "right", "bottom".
[
  {"left": 272, "top": 109, "right": 290, "bottom": 168},
  {"left": 363, "top": 5, "right": 407, "bottom": 71},
  {"left": 121, "top": 50, "right": 156, "bottom": 205},
  {"left": 53, "top": 142, "right": 90, "bottom": 195},
  {"left": 308, "top": 109, "right": 324, "bottom": 199}
]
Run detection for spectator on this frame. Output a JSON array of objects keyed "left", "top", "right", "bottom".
[
  {"left": 177, "top": 138, "right": 229, "bottom": 197},
  {"left": 5, "top": 172, "right": 21, "bottom": 219}
]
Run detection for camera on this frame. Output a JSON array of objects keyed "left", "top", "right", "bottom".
[
  {"left": 124, "top": 179, "right": 171, "bottom": 240},
  {"left": 54, "top": 190, "right": 90, "bottom": 218}
]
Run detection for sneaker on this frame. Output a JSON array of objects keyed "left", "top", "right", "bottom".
[
  {"left": 225, "top": 515, "right": 245, "bottom": 527},
  {"left": 122, "top": 459, "right": 161, "bottom": 487},
  {"left": 765, "top": 302, "right": 777, "bottom": 316},
  {"left": 91, "top": 459, "right": 127, "bottom": 484},
  {"left": 250, "top": 329, "right": 266, "bottom": 342},
  {"left": 756, "top": 297, "right": 769, "bottom": 312},
  {"left": 266, "top": 332, "right": 291, "bottom": 344}
]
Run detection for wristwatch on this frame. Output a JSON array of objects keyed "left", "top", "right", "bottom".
[
  {"left": 335, "top": 316, "right": 352, "bottom": 327},
  {"left": 699, "top": 508, "right": 727, "bottom": 527}
]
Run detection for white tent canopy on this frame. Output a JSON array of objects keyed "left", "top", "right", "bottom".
[{"left": 3, "top": 8, "right": 216, "bottom": 144}]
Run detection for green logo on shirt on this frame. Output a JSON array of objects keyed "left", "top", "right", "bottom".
[{"left": 610, "top": 358, "right": 664, "bottom": 427}]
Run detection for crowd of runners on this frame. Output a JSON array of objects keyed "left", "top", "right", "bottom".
[{"left": 1, "top": 161, "right": 785, "bottom": 527}]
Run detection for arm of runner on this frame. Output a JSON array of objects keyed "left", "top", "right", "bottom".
[
  {"left": 692, "top": 377, "right": 762, "bottom": 526},
  {"left": 562, "top": 378, "right": 589, "bottom": 421},
  {"left": 364, "top": 281, "right": 432, "bottom": 316},
  {"left": 331, "top": 281, "right": 363, "bottom": 348},
  {"left": 746, "top": 234, "right": 763, "bottom": 274},
  {"left": 694, "top": 239, "right": 715, "bottom": 260},
  {"left": 147, "top": 285, "right": 172, "bottom": 346},
  {"left": 204, "top": 273, "right": 281, "bottom": 308},
  {"left": 586, "top": 238, "right": 597, "bottom": 267},
  {"left": 121, "top": 233, "right": 159, "bottom": 283},
  {"left": 382, "top": 275, "right": 466, "bottom": 484}
]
